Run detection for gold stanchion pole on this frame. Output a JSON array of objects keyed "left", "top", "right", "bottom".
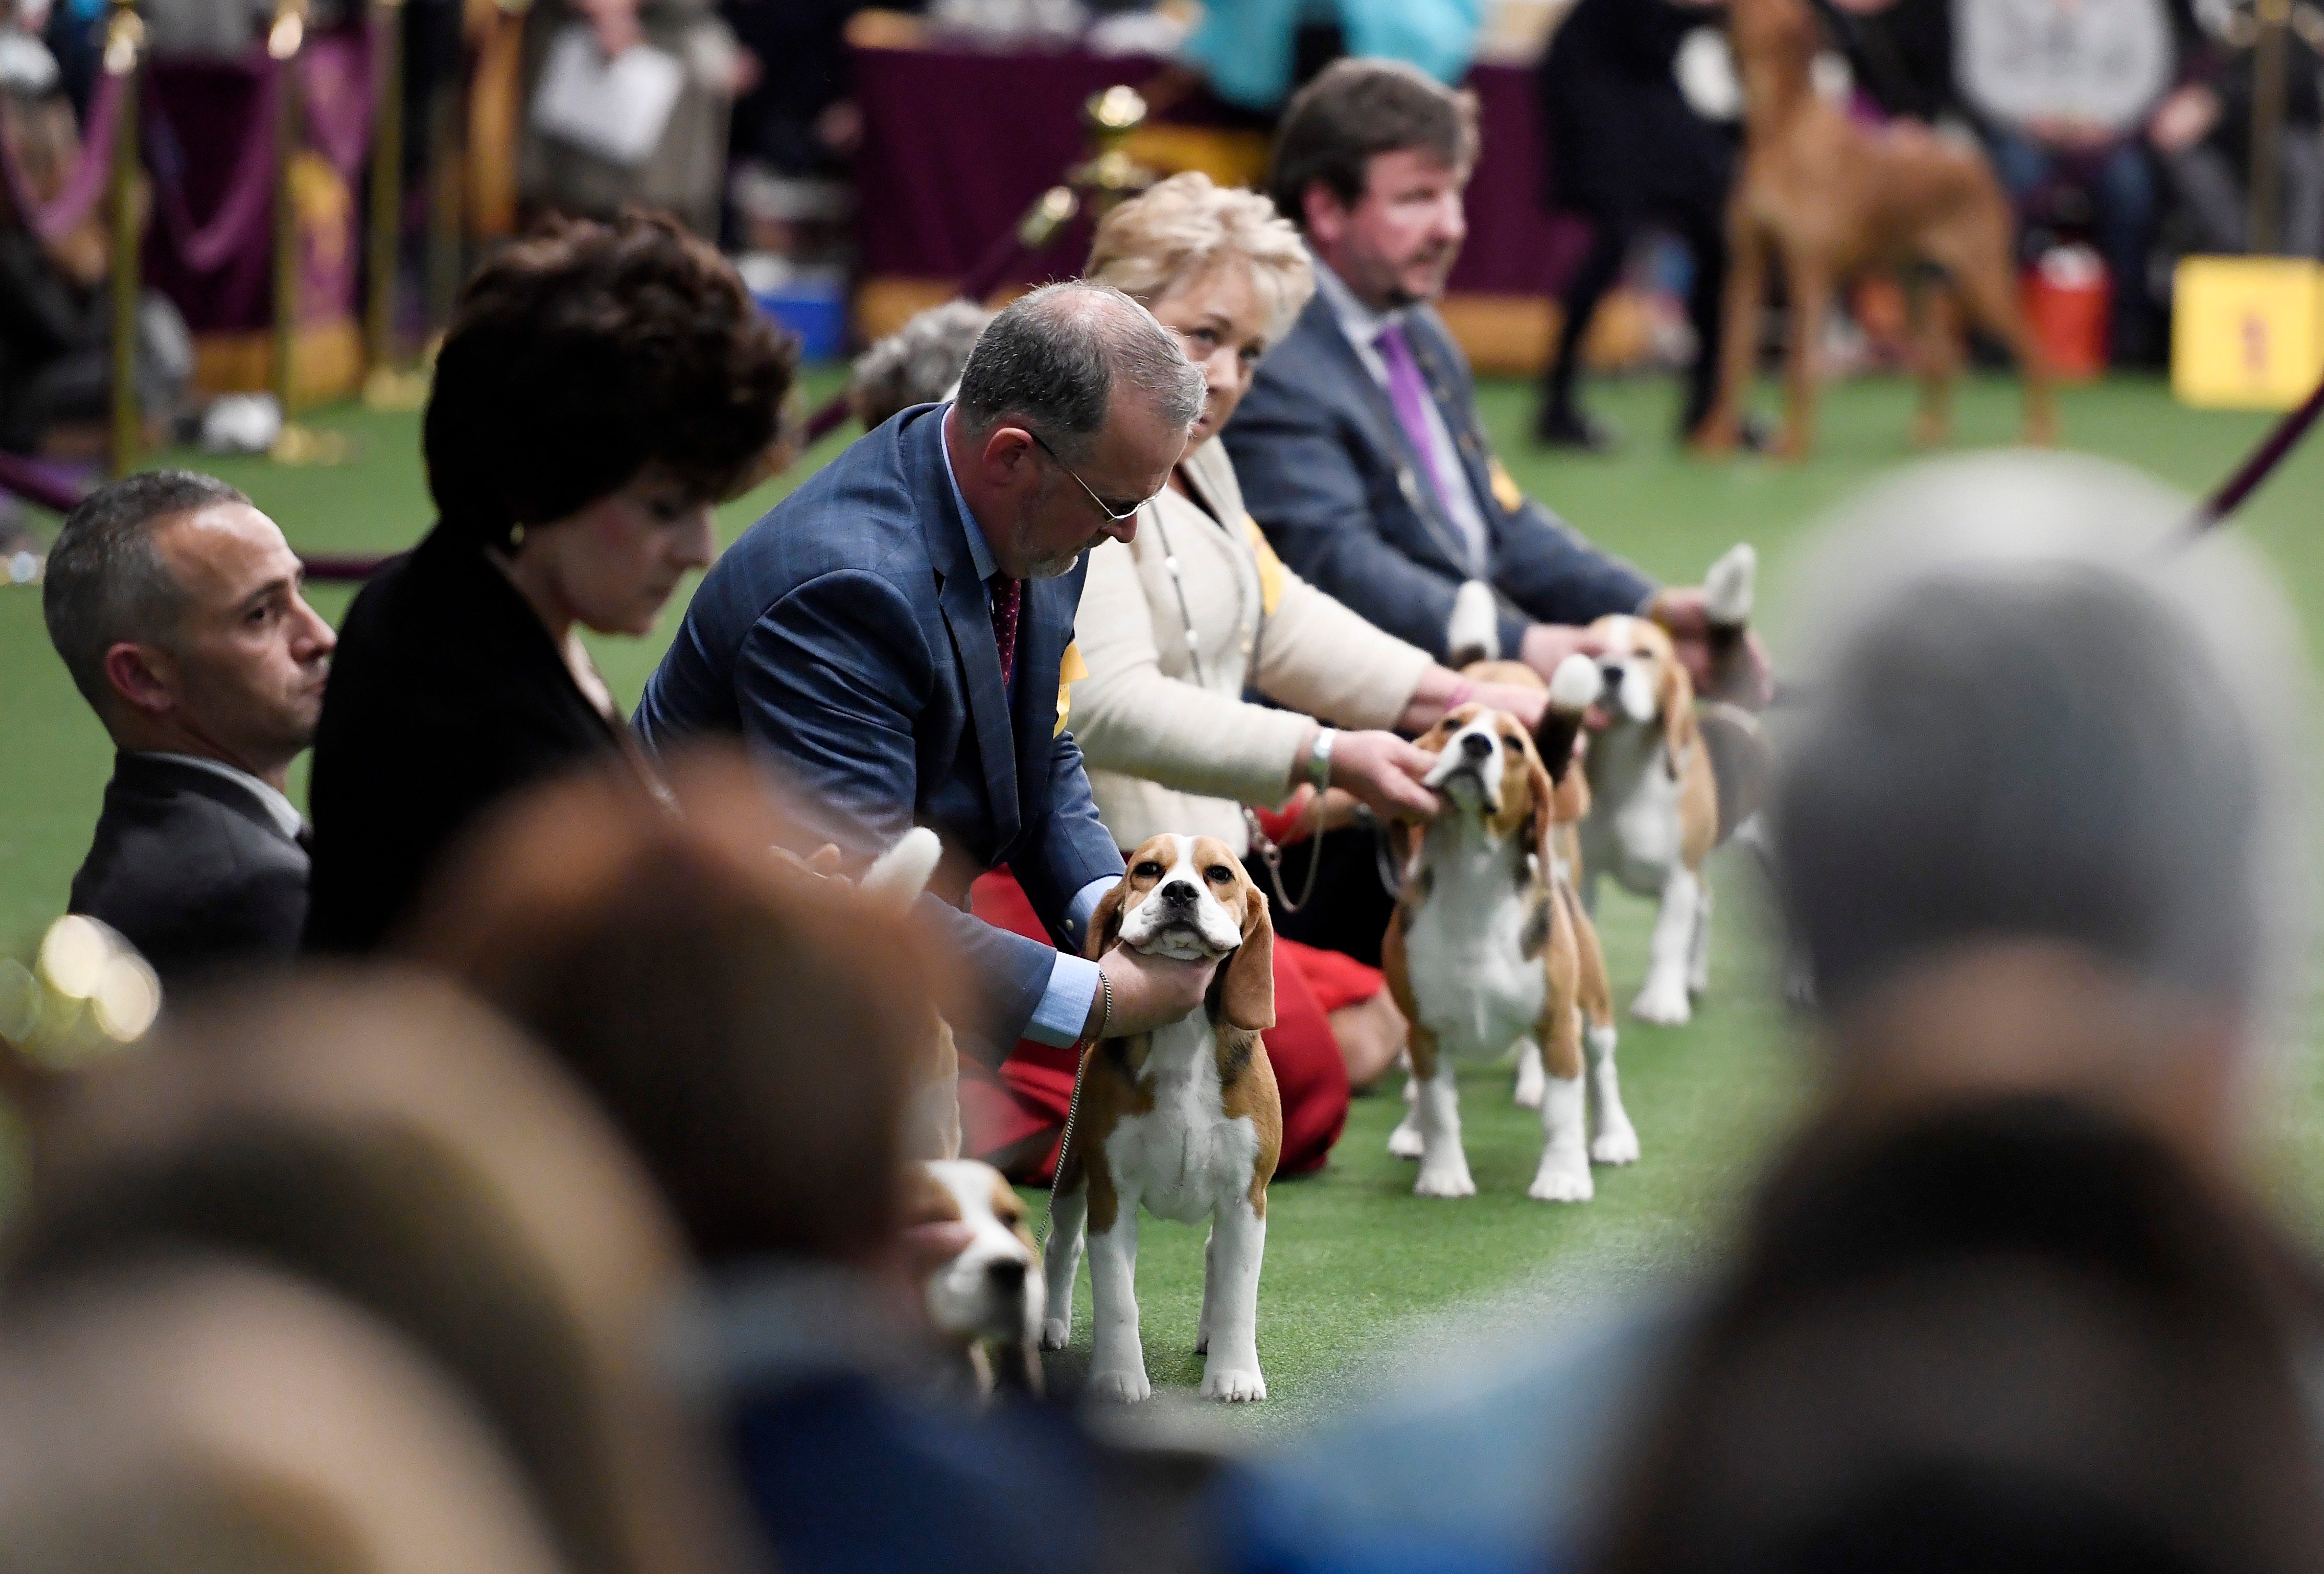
[
  {"left": 266, "top": 0, "right": 346, "bottom": 464},
  {"left": 2248, "top": 0, "right": 2292, "bottom": 253},
  {"left": 362, "top": 0, "right": 424, "bottom": 406},
  {"left": 104, "top": 0, "right": 144, "bottom": 479}
]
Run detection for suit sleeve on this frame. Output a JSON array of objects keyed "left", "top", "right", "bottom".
[
  {"left": 1011, "top": 722, "right": 1127, "bottom": 941},
  {"left": 1229, "top": 383, "right": 1477, "bottom": 662},
  {"left": 730, "top": 569, "right": 1061, "bottom": 1049},
  {"left": 1490, "top": 495, "right": 1657, "bottom": 632}
]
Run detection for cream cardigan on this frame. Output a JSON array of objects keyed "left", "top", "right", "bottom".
[{"left": 1070, "top": 437, "right": 1433, "bottom": 853}]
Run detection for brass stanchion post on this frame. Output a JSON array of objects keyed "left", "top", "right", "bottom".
[
  {"left": 104, "top": 0, "right": 144, "bottom": 479},
  {"left": 362, "top": 0, "right": 423, "bottom": 406},
  {"left": 267, "top": 0, "right": 347, "bottom": 464},
  {"left": 2248, "top": 0, "right": 2292, "bottom": 253}
]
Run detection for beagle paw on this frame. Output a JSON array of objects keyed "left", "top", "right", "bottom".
[
  {"left": 1513, "top": 1054, "right": 1547, "bottom": 1110},
  {"left": 1086, "top": 1367, "right": 1152, "bottom": 1404},
  {"left": 1201, "top": 1366, "right": 1267, "bottom": 1403},
  {"left": 1388, "top": 1117, "right": 1426, "bottom": 1160},
  {"left": 1414, "top": 1163, "right": 1477, "bottom": 1199},
  {"left": 1528, "top": 1159, "right": 1594, "bottom": 1203},
  {"left": 1591, "top": 1122, "right": 1641, "bottom": 1166},
  {"left": 1040, "top": 1317, "right": 1071, "bottom": 1351},
  {"left": 1631, "top": 978, "right": 1693, "bottom": 1026}
]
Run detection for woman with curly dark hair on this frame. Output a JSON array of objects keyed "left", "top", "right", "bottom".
[{"left": 303, "top": 212, "right": 794, "bottom": 954}]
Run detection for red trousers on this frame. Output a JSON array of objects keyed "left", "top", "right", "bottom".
[{"left": 957, "top": 871, "right": 1355, "bottom": 1182}]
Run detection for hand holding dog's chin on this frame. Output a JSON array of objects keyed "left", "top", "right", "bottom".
[
  {"left": 1090, "top": 945, "right": 1221, "bottom": 1038},
  {"left": 1331, "top": 730, "right": 1442, "bottom": 824}
]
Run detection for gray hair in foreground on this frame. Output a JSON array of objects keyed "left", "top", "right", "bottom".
[
  {"left": 850, "top": 300, "right": 993, "bottom": 431},
  {"left": 43, "top": 469, "right": 248, "bottom": 715},
  {"left": 1772, "top": 452, "right": 2310, "bottom": 1032},
  {"left": 952, "top": 282, "right": 1205, "bottom": 463}
]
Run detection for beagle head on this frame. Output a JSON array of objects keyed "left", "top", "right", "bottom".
[
  {"left": 1090, "top": 836, "right": 1276, "bottom": 1033},
  {"left": 917, "top": 1159, "right": 1042, "bottom": 1347},
  {"left": 1584, "top": 615, "right": 1699, "bottom": 771},
  {"left": 1416, "top": 701, "right": 1559, "bottom": 860}
]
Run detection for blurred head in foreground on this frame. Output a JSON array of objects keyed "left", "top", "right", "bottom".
[
  {"left": 0, "top": 1257, "right": 569, "bottom": 1574},
  {"left": 849, "top": 300, "right": 992, "bottom": 431},
  {"left": 6, "top": 971, "right": 759, "bottom": 1574},
  {"left": 1769, "top": 451, "right": 2310, "bottom": 1170},
  {"left": 407, "top": 748, "right": 944, "bottom": 1271}
]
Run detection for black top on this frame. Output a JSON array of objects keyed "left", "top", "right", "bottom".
[
  {"left": 1536, "top": 0, "right": 1738, "bottom": 224},
  {"left": 68, "top": 751, "right": 309, "bottom": 987},
  {"left": 303, "top": 522, "right": 619, "bottom": 955}
]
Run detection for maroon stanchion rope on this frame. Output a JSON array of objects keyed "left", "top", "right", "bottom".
[
  {"left": 0, "top": 68, "right": 123, "bottom": 247},
  {"left": 2182, "top": 371, "right": 2324, "bottom": 539},
  {"left": 144, "top": 55, "right": 283, "bottom": 274},
  {"left": 0, "top": 450, "right": 86, "bottom": 515}
]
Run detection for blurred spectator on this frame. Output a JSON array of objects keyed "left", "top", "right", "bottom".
[
  {"left": 1814, "top": 0, "right": 1963, "bottom": 122},
  {"left": 8, "top": 970, "right": 764, "bottom": 1574},
  {"left": 849, "top": 298, "right": 991, "bottom": 431},
  {"left": 407, "top": 751, "right": 1216, "bottom": 1574},
  {"left": 0, "top": 1258, "right": 573, "bottom": 1574},
  {"left": 518, "top": 0, "right": 749, "bottom": 236},
  {"left": 1185, "top": 0, "right": 1487, "bottom": 115},
  {"left": 42, "top": 471, "right": 334, "bottom": 987},
  {"left": 1211, "top": 451, "right": 2311, "bottom": 1574},
  {"left": 721, "top": 0, "right": 857, "bottom": 178},
  {"left": 303, "top": 212, "right": 792, "bottom": 956},
  {"left": 1956, "top": 0, "right": 2208, "bottom": 362},
  {"left": 1534, "top": 0, "right": 1740, "bottom": 450},
  {"left": 2150, "top": 0, "right": 2324, "bottom": 257}
]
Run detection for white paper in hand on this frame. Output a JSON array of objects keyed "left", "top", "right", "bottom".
[{"left": 530, "top": 25, "right": 684, "bottom": 168}]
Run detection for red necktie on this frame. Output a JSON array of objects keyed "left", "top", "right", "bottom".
[{"left": 990, "top": 575, "right": 1023, "bottom": 688}]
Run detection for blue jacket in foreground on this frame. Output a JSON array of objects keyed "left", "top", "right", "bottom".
[
  {"left": 634, "top": 403, "right": 1123, "bottom": 1056},
  {"left": 1223, "top": 294, "right": 1654, "bottom": 662}
]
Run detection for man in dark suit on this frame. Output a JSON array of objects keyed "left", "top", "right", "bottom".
[
  {"left": 42, "top": 470, "right": 336, "bottom": 985},
  {"left": 1224, "top": 59, "right": 1758, "bottom": 693},
  {"left": 637, "top": 283, "right": 1221, "bottom": 1061}
]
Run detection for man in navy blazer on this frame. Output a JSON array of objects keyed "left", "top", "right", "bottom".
[
  {"left": 1223, "top": 60, "right": 1759, "bottom": 694},
  {"left": 637, "top": 284, "right": 1218, "bottom": 1061}
]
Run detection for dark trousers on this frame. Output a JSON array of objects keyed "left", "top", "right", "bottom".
[
  {"left": 1542, "top": 207, "right": 1730, "bottom": 437},
  {"left": 1269, "top": 827, "right": 1398, "bottom": 970}
]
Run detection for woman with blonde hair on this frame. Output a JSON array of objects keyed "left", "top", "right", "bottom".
[{"left": 963, "top": 172, "right": 1557, "bottom": 1180}]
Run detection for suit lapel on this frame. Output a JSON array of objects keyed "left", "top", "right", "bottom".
[
  {"left": 908, "top": 416, "right": 1022, "bottom": 847},
  {"left": 1011, "top": 571, "right": 1074, "bottom": 825},
  {"left": 1407, "top": 317, "right": 1507, "bottom": 549},
  {"left": 1300, "top": 300, "right": 1478, "bottom": 578}
]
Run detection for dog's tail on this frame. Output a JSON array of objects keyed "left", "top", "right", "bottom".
[
  {"left": 1535, "top": 653, "right": 1600, "bottom": 786},
  {"left": 1705, "top": 542, "right": 1757, "bottom": 630},
  {"left": 1446, "top": 579, "right": 1503, "bottom": 669},
  {"left": 863, "top": 825, "right": 943, "bottom": 905}
]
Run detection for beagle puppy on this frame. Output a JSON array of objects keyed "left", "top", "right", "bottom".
[
  {"left": 915, "top": 1159, "right": 1044, "bottom": 1398},
  {"left": 1381, "top": 658, "right": 1636, "bottom": 1202},
  {"left": 1040, "top": 836, "right": 1280, "bottom": 1403},
  {"left": 1577, "top": 545, "right": 1754, "bottom": 1027}
]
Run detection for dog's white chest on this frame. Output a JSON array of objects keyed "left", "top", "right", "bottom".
[
  {"left": 1583, "top": 728, "right": 1685, "bottom": 893},
  {"left": 1106, "top": 1020, "right": 1260, "bottom": 1225},
  {"left": 1403, "top": 830, "right": 1547, "bottom": 1060}
]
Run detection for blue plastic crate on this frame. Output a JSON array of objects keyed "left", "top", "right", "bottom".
[{"left": 755, "top": 281, "right": 848, "bottom": 364}]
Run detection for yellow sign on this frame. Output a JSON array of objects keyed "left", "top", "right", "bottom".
[{"left": 2172, "top": 257, "right": 2324, "bottom": 410}]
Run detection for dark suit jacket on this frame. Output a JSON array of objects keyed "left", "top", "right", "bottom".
[
  {"left": 635, "top": 403, "right": 1122, "bottom": 1056},
  {"left": 68, "top": 751, "right": 308, "bottom": 986},
  {"left": 1223, "top": 294, "right": 1654, "bottom": 664},
  {"left": 304, "top": 523, "right": 623, "bottom": 955}
]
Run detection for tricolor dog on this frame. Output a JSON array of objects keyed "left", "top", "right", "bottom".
[
  {"left": 1577, "top": 545, "right": 1755, "bottom": 1026},
  {"left": 1041, "top": 836, "right": 1280, "bottom": 1403},
  {"left": 1382, "top": 659, "right": 1636, "bottom": 1202},
  {"left": 916, "top": 1159, "right": 1045, "bottom": 1397}
]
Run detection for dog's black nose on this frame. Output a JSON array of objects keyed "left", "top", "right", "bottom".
[
  {"left": 1161, "top": 880, "right": 1197, "bottom": 906},
  {"left": 987, "top": 1258, "right": 1026, "bottom": 1292},
  {"left": 1600, "top": 662, "right": 1625, "bottom": 691},
  {"left": 1461, "top": 731, "right": 1493, "bottom": 759}
]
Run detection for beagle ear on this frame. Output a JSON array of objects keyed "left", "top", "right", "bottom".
[
  {"left": 1523, "top": 750, "right": 1559, "bottom": 867},
  {"left": 1085, "top": 878, "right": 1130, "bottom": 962},
  {"left": 1218, "top": 883, "right": 1276, "bottom": 1033},
  {"left": 1659, "top": 658, "right": 1699, "bottom": 780}
]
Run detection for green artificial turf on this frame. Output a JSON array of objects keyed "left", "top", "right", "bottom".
[{"left": 4, "top": 368, "right": 2321, "bottom": 1438}]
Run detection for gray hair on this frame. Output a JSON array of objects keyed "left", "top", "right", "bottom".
[
  {"left": 43, "top": 469, "right": 247, "bottom": 715},
  {"left": 952, "top": 282, "right": 1204, "bottom": 464},
  {"left": 849, "top": 300, "right": 993, "bottom": 431},
  {"left": 1772, "top": 453, "right": 2309, "bottom": 1031}
]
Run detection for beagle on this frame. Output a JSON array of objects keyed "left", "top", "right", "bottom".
[
  {"left": 1381, "top": 658, "right": 1636, "bottom": 1202},
  {"left": 1040, "top": 836, "right": 1280, "bottom": 1403},
  {"left": 1577, "top": 545, "right": 1755, "bottom": 1027},
  {"left": 915, "top": 1159, "right": 1044, "bottom": 1398}
]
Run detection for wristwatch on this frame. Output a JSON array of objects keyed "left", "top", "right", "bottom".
[{"left": 1306, "top": 727, "right": 1337, "bottom": 793}]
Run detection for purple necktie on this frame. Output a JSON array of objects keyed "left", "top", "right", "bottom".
[
  {"left": 990, "top": 575, "right": 1022, "bottom": 688},
  {"left": 1373, "top": 321, "right": 1453, "bottom": 518}
]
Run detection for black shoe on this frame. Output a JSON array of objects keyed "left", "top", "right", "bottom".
[{"left": 1535, "top": 404, "right": 1620, "bottom": 452}]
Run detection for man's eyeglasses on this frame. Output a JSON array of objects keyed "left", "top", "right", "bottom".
[{"left": 1026, "top": 429, "right": 1158, "bottom": 524}]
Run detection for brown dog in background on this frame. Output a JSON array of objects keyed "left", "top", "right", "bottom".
[{"left": 1693, "top": 0, "right": 2056, "bottom": 460}]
